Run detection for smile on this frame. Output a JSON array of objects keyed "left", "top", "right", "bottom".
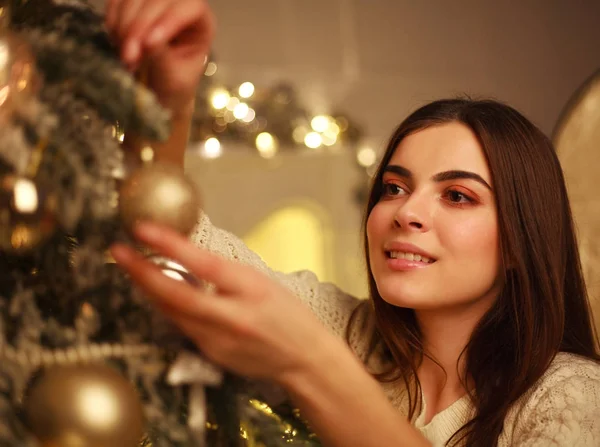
[{"left": 386, "top": 251, "right": 435, "bottom": 264}]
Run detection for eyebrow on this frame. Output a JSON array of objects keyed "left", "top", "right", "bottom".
[{"left": 383, "top": 165, "right": 493, "bottom": 190}]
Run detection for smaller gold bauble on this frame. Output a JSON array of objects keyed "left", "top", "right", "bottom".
[
  {"left": 24, "top": 363, "right": 145, "bottom": 447},
  {"left": 119, "top": 162, "right": 201, "bottom": 237},
  {"left": 0, "top": 174, "right": 58, "bottom": 254}
]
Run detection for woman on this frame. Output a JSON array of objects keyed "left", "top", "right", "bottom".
[{"left": 106, "top": 1, "right": 600, "bottom": 446}]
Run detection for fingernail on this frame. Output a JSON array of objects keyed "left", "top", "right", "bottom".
[
  {"left": 110, "top": 244, "right": 133, "bottom": 263},
  {"left": 146, "top": 27, "right": 165, "bottom": 47},
  {"left": 124, "top": 40, "right": 140, "bottom": 63},
  {"left": 135, "top": 222, "right": 161, "bottom": 240}
]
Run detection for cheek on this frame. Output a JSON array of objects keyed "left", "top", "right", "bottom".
[
  {"left": 441, "top": 214, "right": 499, "bottom": 264},
  {"left": 366, "top": 205, "right": 388, "bottom": 245},
  {"left": 366, "top": 206, "right": 387, "bottom": 265}
]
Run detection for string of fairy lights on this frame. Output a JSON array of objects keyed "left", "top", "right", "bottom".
[{"left": 188, "top": 59, "right": 379, "bottom": 174}]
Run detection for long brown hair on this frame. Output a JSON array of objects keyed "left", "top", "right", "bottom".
[{"left": 349, "top": 98, "right": 600, "bottom": 446}]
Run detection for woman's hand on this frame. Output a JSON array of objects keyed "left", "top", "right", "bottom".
[
  {"left": 111, "top": 224, "right": 432, "bottom": 447},
  {"left": 110, "top": 222, "right": 336, "bottom": 385},
  {"left": 105, "top": 0, "right": 215, "bottom": 115}
]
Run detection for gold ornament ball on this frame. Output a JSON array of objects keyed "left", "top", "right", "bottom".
[
  {"left": 0, "top": 174, "right": 57, "bottom": 253},
  {"left": 119, "top": 162, "right": 201, "bottom": 236},
  {"left": 24, "top": 363, "right": 145, "bottom": 447}
]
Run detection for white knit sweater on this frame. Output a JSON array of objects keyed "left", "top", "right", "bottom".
[{"left": 192, "top": 214, "right": 600, "bottom": 446}]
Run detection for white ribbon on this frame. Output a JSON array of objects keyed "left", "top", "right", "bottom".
[{"left": 166, "top": 351, "right": 223, "bottom": 446}]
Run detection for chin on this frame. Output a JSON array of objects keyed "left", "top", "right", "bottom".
[
  {"left": 380, "top": 295, "right": 440, "bottom": 311},
  {"left": 376, "top": 280, "right": 439, "bottom": 310},
  {"left": 376, "top": 278, "right": 499, "bottom": 314}
]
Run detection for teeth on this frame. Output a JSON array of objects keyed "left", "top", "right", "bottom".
[{"left": 388, "top": 251, "right": 433, "bottom": 263}]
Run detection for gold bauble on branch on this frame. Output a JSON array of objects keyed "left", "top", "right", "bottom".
[
  {"left": 119, "top": 162, "right": 201, "bottom": 237},
  {"left": 0, "top": 173, "right": 57, "bottom": 253},
  {"left": 24, "top": 363, "right": 145, "bottom": 447}
]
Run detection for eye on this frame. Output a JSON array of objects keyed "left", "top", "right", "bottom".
[
  {"left": 381, "top": 183, "right": 407, "bottom": 198},
  {"left": 443, "top": 189, "right": 475, "bottom": 205}
]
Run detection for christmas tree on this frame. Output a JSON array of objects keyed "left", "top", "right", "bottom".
[{"left": 0, "top": 0, "right": 319, "bottom": 445}]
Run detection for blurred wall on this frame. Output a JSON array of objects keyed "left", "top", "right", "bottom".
[
  {"left": 189, "top": 0, "right": 600, "bottom": 297},
  {"left": 209, "top": 0, "right": 600, "bottom": 144},
  {"left": 186, "top": 148, "right": 369, "bottom": 296}
]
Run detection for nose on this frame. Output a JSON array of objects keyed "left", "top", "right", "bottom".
[{"left": 393, "top": 193, "right": 431, "bottom": 232}]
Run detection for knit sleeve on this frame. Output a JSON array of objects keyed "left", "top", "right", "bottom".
[
  {"left": 190, "top": 213, "right": 363, "bottom": 339},
  {"left": 507, "top": 357, "right": 600, "bottom": 446}
]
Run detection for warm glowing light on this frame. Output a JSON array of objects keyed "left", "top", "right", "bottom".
[
  {"left": 337, "top": 117, "right": 349, "bottom": 131},
  {"left": 223, "top": 111, "right": 236, "bottom": 123},
  {"left": 140, "top": 146, "right": 155, "bottom": 162},
  {"left": 204, "top": 62, "right": 218, "bottom": 76},
  {"left": 321, "top": 133, "right": 337, "bottom": 146},
  {"left": 310, "top": 116, "right": 330, "bottom": 133},
  {"left": 256, "top": 132, "right": 277, "bottom": 158},
  {"left": 326, "top": 121, "right": 340, "bottom": 135},
  {"left": 357, "top": 147, "right": 377, "bottom": 167},
  {"left": 292, "top": 126, "right": 307, "bottom": 144},
  {"left": 226, "top": 96, "right": 240, "bottom": 111},
  {"left": 233, "top": 102, "right": 250, "bottom": 120},
  {"left": 210, "top": 89, "right": 230, "bottom": 109},
  {"left": 258, "top": 145, "right": 277, "bottom": 159},
  {"left": 203, "top": 137, "right": 222, "bottom": 158},
  {"left": 242, "top": 108, "right": 256, "bottom": 123},
  {"left": 323, "top": 123, "right": 340, "bottom": 146},
  {"left": 13, "top": 178, "right": 38, "bottom": 213},
  {"left": 238, "top": 82, "right": 255, "bottom": 98},
  {"left": 256, "top": 132, "right": 276, "bottom": 150},
  {"left": 304, "top": 132, "right": 322, "bottom": 149}
]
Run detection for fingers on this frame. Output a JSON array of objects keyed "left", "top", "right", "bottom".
[
  {"left": 122, "top": 0, "right": 173, "bottom": 64},
  {"left": 111, "top": 243, "right": 254, "bottom": 362},
  {"left": 124, "top": 222, "right": 267, "bottom": 296},
  {"left": 105, "top": 0, "right": 214, "bottom": 67},
  {"left": 145, "top": 0, "right": 214, "bottom": 54},
  {"left": 111, "top": 243, "right": 212, "bottom": 318},
  {"left": 105, "top": 0, "right": 124, "bottom": 33},
  {"left": 114, "top": 0, "right": 146, "bottom": 64},
  {"left": 106, "top": 0, "right": 168, "bottom": 66}
]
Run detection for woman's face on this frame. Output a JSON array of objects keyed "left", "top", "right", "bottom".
[{"left": 367, "top": 122, "right": 502, "bottom": 312}]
